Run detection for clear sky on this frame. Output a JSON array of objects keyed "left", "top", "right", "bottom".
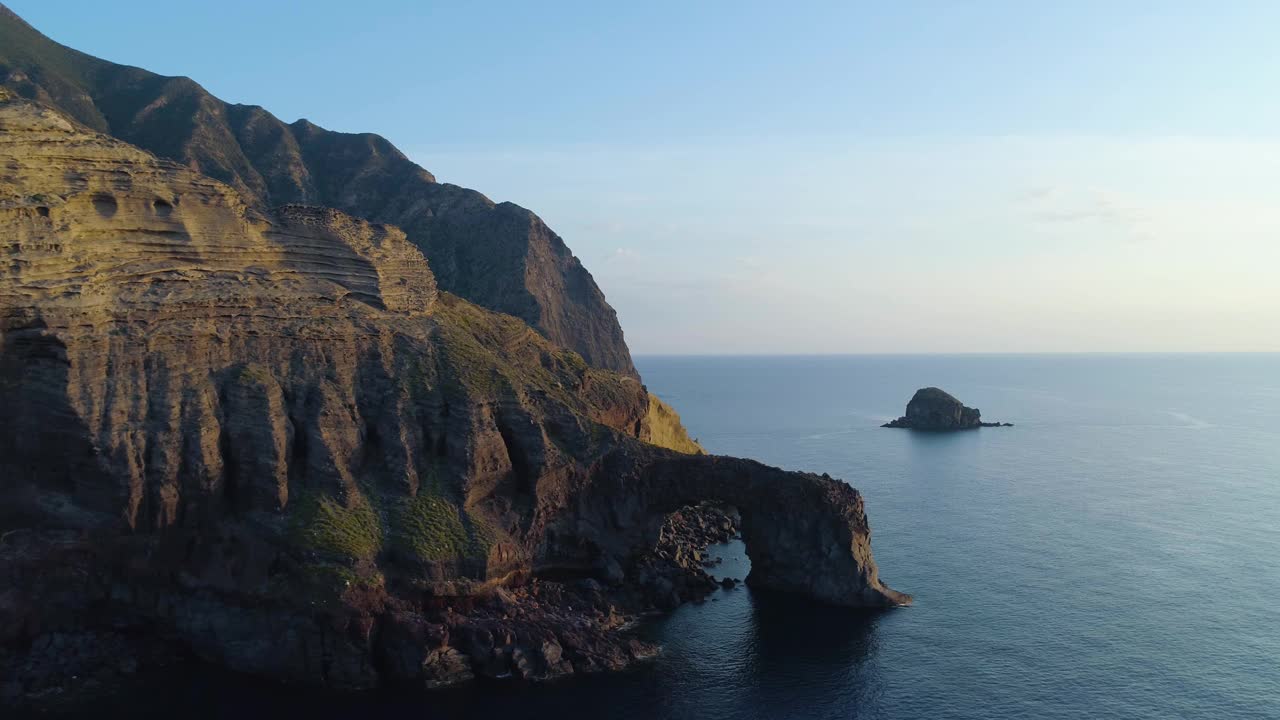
[{"left": 13, "top": 1, "right": 1280, "bottom": 353}]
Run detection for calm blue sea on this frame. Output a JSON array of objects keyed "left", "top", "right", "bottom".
[{"left": 70, "top": 355, "right": 1280, "bottom": 719}]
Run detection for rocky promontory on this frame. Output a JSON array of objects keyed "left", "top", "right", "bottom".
[
  {"left": 882, "top": 387, "right": 1012, "bottom": 430},
  {"left": 0, "top": 80, "right": 908, "bottom": 706}
]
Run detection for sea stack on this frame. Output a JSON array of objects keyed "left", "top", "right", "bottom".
[{"left": 882, "top": 387, "right": 1012, "bottom": 430}]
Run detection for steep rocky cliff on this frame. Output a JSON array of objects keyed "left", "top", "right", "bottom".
[
  {"left": 0, "top": 4, "right": 636, "bottom": 376},
  {"left": 0, "top": 91, "right": 906, "bottom": 704}
]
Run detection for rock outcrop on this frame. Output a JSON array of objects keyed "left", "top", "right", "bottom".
[
  {"left": 0, "top": 3, "right": 636, "bottom": 376},
  {"left": 0, "top": 92, "right": 907, "bottom": 705},
  {"left": 562, "top": 452, "right": 911, "bottom": 608},
  {"left": 882, "top": 387, "right": 1012, "bottom": 430}
]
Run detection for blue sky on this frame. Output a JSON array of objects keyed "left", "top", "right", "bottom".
[{"left": 14, "top": 1, "right": 1280, "bottom": 352}]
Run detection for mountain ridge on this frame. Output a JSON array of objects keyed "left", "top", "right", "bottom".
[
  {"left": 0, "top": 87, "right": 905, "bottom": 705},
  {"left": 0, "top": 2, "right": 637, "bottom": 376},
  {"left": 0, "top": 10, "right": 908, "bottom": 707}
]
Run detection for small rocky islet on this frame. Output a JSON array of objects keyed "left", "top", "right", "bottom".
[{"left": 882, "top": 387, "right": 1013, "bottom": 431}]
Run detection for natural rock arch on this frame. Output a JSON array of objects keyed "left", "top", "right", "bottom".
[{"left": 549, "top": 449, "right": 911, "bottom": 608}]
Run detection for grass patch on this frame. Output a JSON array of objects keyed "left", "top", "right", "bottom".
[
  {"left": 432, "top": 293, "right": 583, "bottom": 404},
  {"left": 286, "top": 468, "right": 502, "bottom": 572},
  {"left": 643, "top": 392, "right": 705, "bottom": 455},
  {"left": 289, "top": 488, "right": 382, "bottom": 562},
  {"left": 232, "top": 362, "right": 274, "bottom": 386},
  {"left": 386, "top": 481, "right": 498, "bottom": 563}
]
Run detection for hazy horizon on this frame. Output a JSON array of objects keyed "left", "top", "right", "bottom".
[{"left": 14, "top": 0, "right": 1279, "bottom": 354}]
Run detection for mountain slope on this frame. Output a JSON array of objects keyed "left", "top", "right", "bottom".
[
  {"left": 0, "top": 3, "right": 637, "bottom": 376},
  {"left": 0, "top": 89, "right": 905, "bottom": 704}
]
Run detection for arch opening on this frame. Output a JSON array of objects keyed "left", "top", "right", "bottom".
[{"left": 563, "top": 454, "right": 911, "bottom": 608}]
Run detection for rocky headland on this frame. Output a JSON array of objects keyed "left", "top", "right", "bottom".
[
  {"left": 882, "top": 387, "right": 1012, "bottom": 431},
  {"left": 0, "top": 6, "right": 909, "bottom": 709}
]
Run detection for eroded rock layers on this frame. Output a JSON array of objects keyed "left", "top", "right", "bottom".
[
  {"left": 0, "top": 91, "right": 906, "bottom": 703},
  {"left": 0, "top": 4, "right": 636, "bottom": 375}
]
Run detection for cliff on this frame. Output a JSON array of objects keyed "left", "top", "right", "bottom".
[
  {"left": 0, "top": 3, "right": 636, "bottom": 376},
  {"left": 0, "top": 91, "right": 907, "bottom": 704}
]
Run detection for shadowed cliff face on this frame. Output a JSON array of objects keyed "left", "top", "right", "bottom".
[
  {"left": 0, "top": 92, "right": 906, "bottom": 698},
  {"left": 0, "top": 4, "right": 637, "bottom": 377},
  {"left": 0, "top": 92, "right": 636, "bottom": 566},
  {"left": 552, "top": 451, "right": 909, "bottom": 607}
]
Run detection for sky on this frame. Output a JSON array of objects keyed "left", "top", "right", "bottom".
[{"left": 12, "top": 1, "right": 1280, "bottom": 353}]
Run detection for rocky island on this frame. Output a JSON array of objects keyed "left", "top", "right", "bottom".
[
  {"left": 0, "top": 6, "right": 908, "bottom": 708},
  {"left": 882, "top": 387, "right": 1013, "bottom": 430}
]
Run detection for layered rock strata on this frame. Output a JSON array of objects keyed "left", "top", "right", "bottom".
[
  {"left": 0, "top": 3, "right": 636, "bottom": 375},
  {"left": 0, "top": 94, "right": 907, "bottom": 705}
]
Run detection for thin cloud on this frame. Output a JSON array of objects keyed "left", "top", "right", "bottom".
[{"left": 1021, "top": 187, "right": 1151, "bottom": 234}]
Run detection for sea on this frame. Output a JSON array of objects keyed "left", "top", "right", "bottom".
[{"left": 62, "top": 354, "right": 1280, "bottom": 719}]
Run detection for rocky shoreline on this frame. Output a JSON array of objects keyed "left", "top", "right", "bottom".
[
  {"left": 0, "top": 9, "right": 910, "bottom": 710},
  {"left": 2, "top": 504, "right": 749, "bottom": 708}
]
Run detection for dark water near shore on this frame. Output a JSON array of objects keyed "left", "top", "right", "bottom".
[{"left": 60, "top": 355, "right": 1280, "bottom": 718}]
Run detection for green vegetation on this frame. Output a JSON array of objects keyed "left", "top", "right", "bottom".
[
  {"left": 386, "top": 489, "right": 498, "bottom": 562},
  {"left": 289, "top": 488, "right": 383, "bottom": 561},
  {"left": 433, "top": 293, "right": 590, "bottom": 401},
  {"left": 562, "top": 349, "right": 589, "bottom": 373},
  {"left": 288, "top": 467, "right": 499, "bottom": 568},
  {"left": 231, "top": 362, "right": 274, "bottom": 386},
  {"left": 643, "top": 392, "right": 706, "bottom": 455},
  {"left": 278, "top": 487, "right": 388, "bottom": 609}
]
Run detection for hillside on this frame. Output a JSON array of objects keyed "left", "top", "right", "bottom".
[
  {"left": 0, "top": 3, "right": 636, "bottom": 376},
  {"left": 0, "top": 86, "right": 905, "bottom": 705}
]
